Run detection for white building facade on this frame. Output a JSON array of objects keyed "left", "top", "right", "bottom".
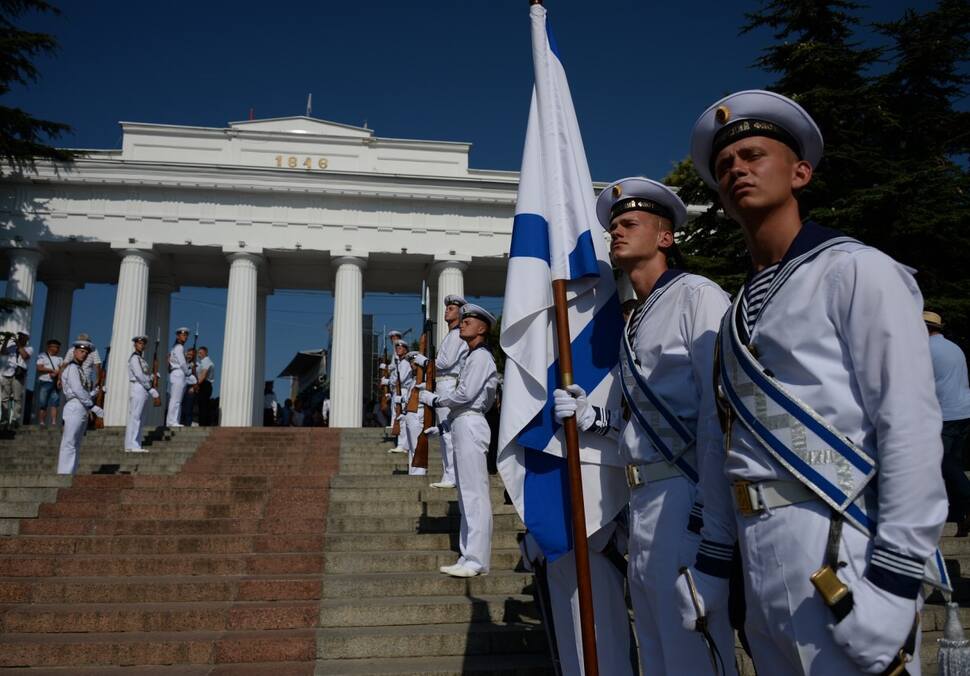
[{"left": 0, "top": 116, "right": 523, "bottom": 428}]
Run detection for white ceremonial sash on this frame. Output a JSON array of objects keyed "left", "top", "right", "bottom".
[
  {"left": 719, "top": 290, "right": 951, "bottom": 591},
  {"left": 619, "top": 277, "right": 698, "bottom": 484}
]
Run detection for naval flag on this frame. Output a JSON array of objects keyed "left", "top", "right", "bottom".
[{"left": 497, "top": 3, "right": 627, "bottom": 563}]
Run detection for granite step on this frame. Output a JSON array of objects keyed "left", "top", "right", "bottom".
[
  {"left": 323, "top": 548, "right": 521, "bottom": 575},
  {"left": 313, "top": 655, "right": 554, "bottom": 675},
  {"left": 318, "top": 594, "right": 537, "bottom": 628}
]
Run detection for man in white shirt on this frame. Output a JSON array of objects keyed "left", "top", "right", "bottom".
[
  {"left": 1, "top": 330, "right": 33, "bottom": 427},
  {"left": 35, "top": 338, "right": 64, "bottom": 426},
  {"left": 925, "top": 310, "right": 970, "bottom": 536}
]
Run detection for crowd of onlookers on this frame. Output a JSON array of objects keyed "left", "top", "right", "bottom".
[{"left": 261, "top": 381, "right": 331, "bottom": 427}]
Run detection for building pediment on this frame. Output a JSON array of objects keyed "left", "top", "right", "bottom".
[{"left": 228, "top": 116, "right": 373, "bottom": 138}]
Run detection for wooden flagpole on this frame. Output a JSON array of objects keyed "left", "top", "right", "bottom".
[{"left": 552, "top": 280, "right": 599, "bottom": 676}]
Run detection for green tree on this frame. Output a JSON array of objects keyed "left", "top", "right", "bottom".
[{"left": 0, "top": 0, "right": 73, "bottom": 173}]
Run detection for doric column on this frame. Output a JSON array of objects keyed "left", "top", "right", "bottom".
[
  {"left": 251, "top": 286, "right": 269, "bottom": 425},
  {"left": 40, "top": 280, "right": 80, "bottom": 348},
  {"left": 2, "top": 248, "right": 43, "bottom": 334},
  {"left": 143, "top": 281, "right": 175, "bottom": 427},
  {"left": 104, "top": 248, "right": 154, "bottom": 426},
  {"left": 433, "top": 259, "right": 467, "bottom": 346},
  {"left": 220, "top": 251, "right": 261, "bottom": 427},
  {"left": 330, "top": 255, "right": 366, "bottom": 428}
]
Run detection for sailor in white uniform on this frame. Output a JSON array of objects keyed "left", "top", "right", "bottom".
[
  {"left": 410, "top": 294, "right": 469, "bottom": 488},
  {"left": 385, "top": 330, "right": 407, "bottom": 454},
  {"left": 420, "top": 303, "right": 498, "bottom": 578},
  {"left": 392, "top": 339, "right": 425, "bottom": 475},
  {"left": 556, "top": 177, "right": 737, "bottom": 674},
  {"left": 58, "top": 339, "right": 103, "bottom": 474},
  {"left": 166, "top": 327, "right": 196, "bottom": 428},
  {"left": 675, "top": 90, "right": 948, "bottom": 675},
  {"left": 126, "top": 335, "right": 159, "bottom": 452}
]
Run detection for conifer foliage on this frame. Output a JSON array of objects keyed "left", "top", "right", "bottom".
[
  {"left": 0, "top": 0, "right": 72, "bottom": 173},
  {"left": 666, "top": 0, "right": 970, "bottom": 344}
]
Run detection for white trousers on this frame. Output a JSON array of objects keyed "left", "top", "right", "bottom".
[
  {"left": 435, "top": 377, "right": 457, "bottom": 485},
  {"left": 404, "top": 411, "right": 426, "bottom": 476},
  {"left": 628, "top": 475, "right": 737, "bottom": 676},
  {"left": 738, "top": 498, "right": 922, "bottom": 675},
  {"left": 451, "top": 413, "right": 492, "bottom": 572},
  {"left": 126, "top": 384, "right": 149, "bottom": 450},
  {"left": 548, "top": 524, "right": 635, "bottom": 676},
  {"left": 166, "top": 371, "right": 185, "bottom": 426},
  {"left": 58, "top": 399, "right": 88, "bottom": 475}
]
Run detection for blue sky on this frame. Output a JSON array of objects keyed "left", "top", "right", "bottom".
[{"left": 2, "top": 0, "right": 933, "bottom": 397}]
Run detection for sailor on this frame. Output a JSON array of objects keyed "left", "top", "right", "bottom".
[
  {"left": 675, "top": 90, "right": 947, "bottom": 674},
  {"left": 399, "top": 342, "right": 427, "bottom": 477},
  {"left": 126, "top": 335, "right": 159, "bottom": 452},
  {"left": 410, "top": 294, "right": 469, "bottom": 488},
  {"left": 58, "top": 338, "right": 103, "bottom": 474},
  {"left": 385, "top": 330, "right": 407, "bottom": 454},
  {"left": 166, "top": 327, "right": 196, "bottom": 428},
  {"left": 553, "top": 177, "right": 736, "bottom": 674},
  {"left": 419, "top": 303, "right": 498, "bottom": 578}
]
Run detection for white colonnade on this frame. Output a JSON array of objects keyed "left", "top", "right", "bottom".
[
  {"left": 329, "top": 256, "right": 366, "bottom": 428},
  {"left": 103, "top": 249, "right": 153, "bottom": 426},
  {"left": 219, "top": 251, "right": 261, "bottom": 427},
  {"left": 433, "top": 259, "right": 467, "bottom": 346},
  {"left": 252, "top": 286, "right": 269, "bottom": 426},
  {"left": 2, "top": 248, "right": 42, "bottom": 335},
  {"left": 39, "top": 280, "right": 80, "bottom": 348}
]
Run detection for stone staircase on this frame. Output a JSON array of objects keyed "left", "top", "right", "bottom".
[
  {"left": 315, "top": 429, "right": 550, "bottom": 675},
  {"left": 0, "top": 426, "right": 340, "bottom": 674}
]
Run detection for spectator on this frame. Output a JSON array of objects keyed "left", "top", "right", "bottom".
[
  {"left": 263, "top": 382, "right": 278, "bottom": 426},
  {"left": 291, "top": 399, "right": 305, "bottom": 427},
  {"left": 321, "top": 396, "right": 331, "bottom": 426},
  {"left": 1, "top": 330, "right": 33, "bottom": 427},
  {"left": 925, "top": 311, "right": 970, "bottom": 536},
  {"left": 197, "top": 346, "right": 215, "bottom": 426},
  {"left": 35, "top": 339, "right": 63, "bottom": 426},
  {"left": 280, "top": 398, "right": 293, "bottom": 427}
]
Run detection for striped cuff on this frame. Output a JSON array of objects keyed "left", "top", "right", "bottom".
[
  {"left": 590, "top": 406, "right": 612, "bottom": 436},
  {"left": 687, "top": 501, "right": 704, "bottom": 535},
  {"left": 695, "top": 539, "right": 734, "bottom": 578},
  {"left": 866, "top": 546, "right": 924, "bottom": 599}
]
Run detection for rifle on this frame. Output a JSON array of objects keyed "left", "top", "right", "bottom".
[
  {"left": 189, "top": 323, "right": 199, "bottom": 391},
  {"left": 151, "top": 327, "right": 161, "bottom": 407},
  {"left": 411, "top": 282, "right": 435, "bottom": 470},
  {"left": 93, "top": 347, "right": 109, "bottom": 429},
  {"left": 379, "top": 328, "right": 390, "bottom": 417},
  {"left": 391, "top": 355, "right": 403, "bottom": 436}
]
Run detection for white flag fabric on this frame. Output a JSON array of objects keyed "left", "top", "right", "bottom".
[{"left": 497, "top": 4, "right": 627, "bottom": 563}]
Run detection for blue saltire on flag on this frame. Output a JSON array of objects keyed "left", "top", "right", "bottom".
[{"left": 497, "top": 4, "right": 627, "bottom": 563}]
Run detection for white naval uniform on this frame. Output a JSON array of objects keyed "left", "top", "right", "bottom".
[
  {"left": 698, "top": 222, "right": 947, "bottom": 675},
  {"left": 166, "top": 343, "right": 193, "bottom": 427},
  {"left": 126, "top": 352, "right": 152, "bottom": 451},
  {"left": 388, "top": 354, "right": 405, "bottom": 449},
  {"left": 434, "top": 326, "right": 469, "bottom": 485},
  {"left": 395, "top": 357, "right": 425, "bottom": 476},
  {"left": 58, "top": 362, "right": 95, "bottom": 475},
  {"left": 616, "top": 270, "right": 737, "bottom": 676},
  {"left": 435, "top": 343, "right": 497, "bottom": 573}
]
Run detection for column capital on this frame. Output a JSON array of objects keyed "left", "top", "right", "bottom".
[
  {"left": 332, "top": 255, "right": 368, "bottom": 270},
  {"left": 432, "top": 258, "right": 468, "bottom": 274},
  {"left": 223, "top": 244, "right": 264, "bottom": 257},
  {"left": 225, "top": 251, "right": 263, "bottom": 266},
  {"left": 42, "top": 278, "right": 83, "bottom": 292},
  {"left": 113, "top": 247, "right": 155, "bottom": 263},
  {"left": 149, "top": 280, "right": 178, "bottom": 295},
  {"left": 5, "top": 247, "right": 44, "bottom": 265}
]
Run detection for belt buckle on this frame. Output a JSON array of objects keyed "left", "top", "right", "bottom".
[
  {"left": 626, "top": 464, "right": 643, "bottom": 489},
  {"left": 733, "top": 480, "right": 758, "bottom": 516}
]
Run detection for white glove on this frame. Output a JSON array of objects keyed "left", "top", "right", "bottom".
[
  {"left": 831, "top": 576, "right": 917, "bottom": 673},
  {"left": 90, "top": 406, "right": 105, "bottom": 419},
  {"left": 380, "top": 377, "right": 389, "bottom": 386},
  {"left": 415, "top": 383, "right": 426, "bottom": 390},
  {"left": 186, "top": 375, "right": 198, "bottom": 385},
  {"left": 149, "top": 388, "right": 159, "bottom": 399},
  {"left": 674, "top": 567, "right": 730, "bottom": 632},
  {"left": 378, "top": 362, "right": 387, "bottom": 370},
  {"left": 553, "top": 384, "right": 595, "bottom": 431},
  {"left": 411, "top": 353, "right": 428, "bottom": 367},
  {"left": 423, "top": 426, "right": 440, "bottom": 437},
  {"left": 419, "top": 389, "right": 437, "bottom": 407},
  {"left": 405, "top": 351, "right": 419, "bottom": 360},
  {"left": 385, "top": 392, "right": 392, "bottom": 400},
  {"left": 392, "top": 395, "right": 402, "bottom": 404}
]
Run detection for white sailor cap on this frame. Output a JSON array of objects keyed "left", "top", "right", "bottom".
[
  {"left": 690, "top": 89, "right": 823, "bottom": 190},
  {"left": 460, "top": 303, "right": 495, "bottom": 327},
  {"left": 394, "top": 339, "right": 408, "bottom": 349},
  {"left": 443, "top": 294, "right": 467, "bottom": 307},
  {"left": 132, "top": 334, "right": 149, "bottom": 342},
  {"left": 388, "top": 329, "right": 403, "bottom": 338},
  {"left": 16, "top": 329, "right": 29, "bottom": 337},
  {"left": 73, "top": 339, "right": 94, "bottom": 350},
  {"left": 175, "top": 327, "right": 190, "bottom": 334},
  {"left": 596, "top": 177, "right": 688, "bottom": 230}
]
